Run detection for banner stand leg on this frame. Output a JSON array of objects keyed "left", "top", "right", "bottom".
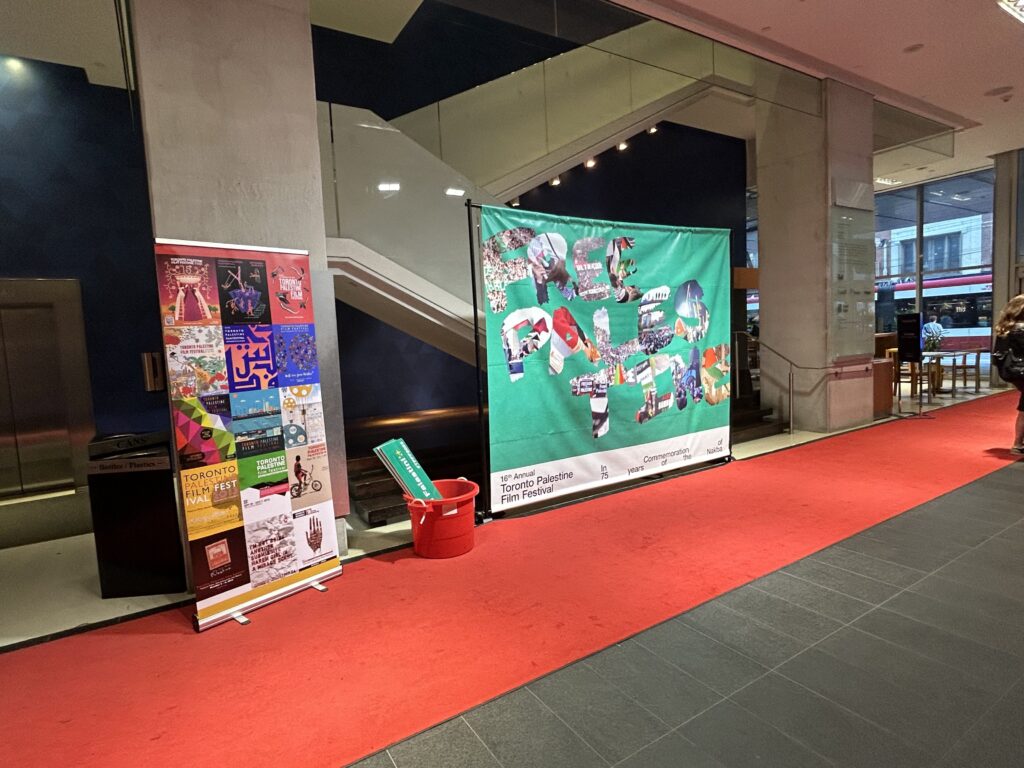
[
  {"left": 310, "top": 581, "right": 328, "bottom": 593},
  {"left": 230, "top": 612, "right": 250, "bottom": 626}
]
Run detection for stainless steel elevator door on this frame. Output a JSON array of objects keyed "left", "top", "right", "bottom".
[{"left": 0, "top": 307, "right": 75, "bottom": 496}]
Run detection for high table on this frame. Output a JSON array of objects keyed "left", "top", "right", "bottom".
[{"left": 922, "top": 348, "right": 986, "bottom": 400}]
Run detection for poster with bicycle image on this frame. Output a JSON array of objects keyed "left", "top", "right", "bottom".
[{"left": 156, "top": 239, "right": 341, "bottom": 631}]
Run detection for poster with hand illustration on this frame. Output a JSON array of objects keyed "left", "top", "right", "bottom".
[
  {"left": 154, "top": 240, "right": 341, "bottom": 631},
  {"left": 479, "top": 207, "right": 731, "bottom": 512}
]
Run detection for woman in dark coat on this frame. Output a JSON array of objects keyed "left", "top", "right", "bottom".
[{"left": 993, "top": 294, "right": 1024, "bottom": 455}]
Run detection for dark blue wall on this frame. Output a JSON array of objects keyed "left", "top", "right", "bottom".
[
  {"left": 522, "top": 122, "right": 748, "bottom": 331},
  {"left": 335, "top": 300, "right": 478, "bottom": 421},
  {"left": 312, "top": 0, "right": 578, "bottom": 119},
  {"left": 0, "top": 59, "right": 166, "bottom": 435},
  {"left": 521, "top": 122, "right": 747, "bottom": 268}
]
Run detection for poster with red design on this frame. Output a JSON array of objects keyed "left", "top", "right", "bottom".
[
  {"left": 156, "top": 253, "right": 220, "bottom": 326},
  {"left": 155, "top": 239, "right": 342, "bottom": 631},
  {"left": 267, "top": 251, "right": 315, "bottom": 324}
]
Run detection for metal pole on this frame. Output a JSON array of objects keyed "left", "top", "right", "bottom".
[
  {"left": 916, "top": 185, "right": 925, "bottom": 315},
  {"left": 788, "top": 364, "right": 794, "bottom": 434},
  {"left": 465, "top": 200, "right": 490, "bottom": 519}
]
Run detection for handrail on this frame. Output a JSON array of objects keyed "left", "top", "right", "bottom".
[
  {"left": 732, "top": 330, "right": 833, "bottom": 372},
  {"left": 732, "top": 330, "right": 872, "bottom": 434}
]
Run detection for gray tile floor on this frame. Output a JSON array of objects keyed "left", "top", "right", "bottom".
[{"left": 351, "top": 461, "right": 1024, "bottom": 768}]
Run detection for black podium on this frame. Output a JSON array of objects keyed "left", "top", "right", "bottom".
[{"left": 87, "top": 440, "right": 187, "bottom": 598}]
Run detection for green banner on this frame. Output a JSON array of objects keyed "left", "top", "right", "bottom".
[{"left": 480, "top": 206, "right": 732, "bottom": 511}]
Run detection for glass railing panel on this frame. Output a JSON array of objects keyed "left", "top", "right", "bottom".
[
  {"left": 712, "top": 42, "right": 821, "bottom": 117},
  {"left": 628, "top": 59, "right": 701, "bottom": 112},
  {"left": 873, "top": 102, "right": 954, "bottom": 156},
  {"left": 435, "top": 62, "right": 548, "bottom": 186},
  {"left": 326, "top": 104, "right": 500, "bottom": 298},
  {"left": 543, "top": 46, "right": 633, "bottom": 149},
  {"left": 588, "top": 21, "right": 714, "bottom": 84},
  {"left": 391, "top": 103, "right": 443, "bottom": 159}
]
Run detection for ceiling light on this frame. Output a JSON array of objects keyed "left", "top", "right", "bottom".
[
  {"left": 355, "top": 122, "right": 400, "bottom": 132},
  {"left": 510, "top": 198, "right": 520, "bottom": 207},
  {"left": 617, "top": 141, "right": 628, "bottom": 151},
  {"left": 445, "top": 187, "right": 465, "bottom": 197},
  {"left": 951, "top": 194, "right": 972, "bottom": 202},
  {"left": 874, "top": 177, "right": 900, "bottom": 186},
  {"left": 998, "top": 1, "right": 1024, "bottom": 24},
  {"left": 377, "top": 182, "right": 400, "bottom": 192},
  {"left": 584, "top": 158, "right": 596, "bottom": 169},
  {"left": 4, "top": 58, "right": 24, "bottom": 73},
  {"left": 647, "top": 126, "right": 658, "bottom": 134},
  {"left": 550, "top": 176, "right": 561, "bottom": 187}
]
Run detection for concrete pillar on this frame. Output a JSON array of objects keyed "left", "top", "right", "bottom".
[
  {"left": 130, "top": 0, "right": 351, "bottom": 530},
  {"left": 756, "top": 80, "right": 876, "bottom": 432}
]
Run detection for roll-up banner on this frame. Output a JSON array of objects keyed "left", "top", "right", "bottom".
[
  {"left": 154, "top": 239, "right": 341, "bottom": 630},
  {"left": 479, "top": 206, "right": 732, "bottom": 512}
]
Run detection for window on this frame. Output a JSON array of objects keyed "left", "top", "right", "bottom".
[{"left": 899, "top": 233, "right": 962, "bottom": 276}]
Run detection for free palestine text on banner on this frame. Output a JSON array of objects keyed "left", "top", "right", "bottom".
[{"left": 480, "top": 206, "right": 732, "bottom": 512}]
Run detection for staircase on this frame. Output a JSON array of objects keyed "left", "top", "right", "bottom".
[
  {"left": 730, "top": 391, "right": 785, "bottom": 443},
  {"left": 345, "top": 406, "right": 485, "bottom": 527}
]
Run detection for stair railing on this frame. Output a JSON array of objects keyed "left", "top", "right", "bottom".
[{"left": 731, "top": 330, "right": 872, "bottom": 435}]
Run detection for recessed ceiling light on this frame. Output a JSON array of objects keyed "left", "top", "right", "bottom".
[
  {"left": 951, "top": 194, "right": 972, "bottom": 202},
  {"left": 4, "top": 57, "right": 24, "bottom": 73},
  {"left": 647, "top": 126, "right": 658, "bottom": 134},
  {"left": 510, "top": 198, "right": 520, "bottom": 207},
  {"left": 445, "top": 187, "right": 465, "bottom": 197},
  {"left": 617, "top": 141, "right": 628, "bottom": 151},
  {"left": 550, "top": 176, "right": 561, "bottom": 187},
  {"left": 998, "top": 1, "right": 1024, "bottom": 24},
  {"left": 377, "top": 182, "right": 400, "bottom": 192},
  {"left": 584, "top": 158, "right": 596, "bottom": 169},
  {"left": 874, "top": 177, "right": 900, "bottom": 186}
]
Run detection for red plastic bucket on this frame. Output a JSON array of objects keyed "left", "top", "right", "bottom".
[{"left": 404, "top": 478, "right": 479, "bottom": 558}]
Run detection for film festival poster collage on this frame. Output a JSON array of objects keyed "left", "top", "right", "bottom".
[{"left": 157, "top": 246, "right": 337, "bottom": 612}]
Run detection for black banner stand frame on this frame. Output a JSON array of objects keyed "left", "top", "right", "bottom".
[{"left": 465, "top": 199, "right": 494, "bottom": 520}]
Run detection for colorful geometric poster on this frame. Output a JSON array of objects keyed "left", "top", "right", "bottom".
[
  {"left": 280, "top": 384, "right": 325, "bottom": 449},
  {"left": 479, "top": 206, "right": 732, "bottom": 512},
  {"left": 174, "top": 394, "right": 235, "bottom": 469},
  {"left": 156, "top": 253, "right": 220, "bottom": 326},
  {"left": 216, "top": 258, "right": 272, "bottom": 325},
  {"left": 285, "top": 442, "right": 332, "bottom": 507},
  {"left": 230, "top": 390, "right": 284, "bottom": 458},
  {"left": 224, "top": 324, "right": 279, "bottom": 391},
  {"left": 155, "top": 240, "right": 342, "bottom": 631},
  {"left": 267, "top": 252, "right": 314, "bottom": 324},
  {"left": 164, "top": 326, "right": 229, "bottom": 399},
  {"left": 273, "top": 323, "right": 319, "bottom": 387},
  {"left": 179, "top": 460, "right": 242, "bottom": 539}
]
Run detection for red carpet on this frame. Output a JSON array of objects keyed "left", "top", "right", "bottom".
[{"left": 1, "top": 394, "right": 1019, "bottom": 767}]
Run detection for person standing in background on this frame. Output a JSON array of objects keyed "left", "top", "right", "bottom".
[
  {"left": 992, "top": 295, "right": 1024, "bottom": 455},
  {"left": 923, "top": 314, "right": 944, "bottom": 337}
]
